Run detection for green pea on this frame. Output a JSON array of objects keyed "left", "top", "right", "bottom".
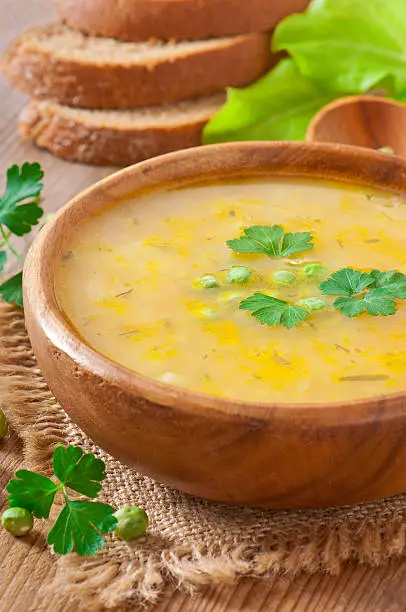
[
  {"left": 114, "top": 506, "right": 149, "bottom": 541},
  {"left": 2, "top": 508, "right": 33, "bottom": 537},
  {"left": 272, "top": 270, "right": 298, "bottom": 287},
  {"left": 198, "top": 274, "right": 220, "bottom": 289},
  {"left": 302, "top": 263, "right": 328, "bottom": 279},
  {"left": 298, "top": 297, "right": 326, "bottom": 311},
  {"left": 378, "top": 146, "right": 395, "bottom": 155},
  {"left": 226, "top": 266, "right": 252, "bottom": 284},
  {"left": 0, "top": 408, "right": 8, "bottom": 438}
]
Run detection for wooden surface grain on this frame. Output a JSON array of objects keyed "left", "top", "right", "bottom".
[{"left": 2, "top": 1, "right": 406, "bottom": 610}]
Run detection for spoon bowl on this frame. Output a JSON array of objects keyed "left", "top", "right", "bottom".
[{"left": 306, "top": 95, "right": 406, "bottom": 155}]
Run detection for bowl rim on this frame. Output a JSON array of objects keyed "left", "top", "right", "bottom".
[{"left": 24, "top": 140, "right": 406, "bottom": 423}]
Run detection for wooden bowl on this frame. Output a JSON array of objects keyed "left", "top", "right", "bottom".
[
  {"left": 307, "top": 95, "right": 406, "bottom": 155},
  {"left": 23, "top": 142, "right": 406, "bottom": 509}
]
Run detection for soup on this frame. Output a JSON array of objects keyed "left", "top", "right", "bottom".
[{"left": 55, "top": 179, "right": 406, "bottom": 404}]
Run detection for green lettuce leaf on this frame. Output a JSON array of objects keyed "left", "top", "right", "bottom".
[
  {"left": 273, "top": 0, "right": 406, "bottom": 95},
  {"left": 203, "top": 59, "right": 339, "bottom": 144}
]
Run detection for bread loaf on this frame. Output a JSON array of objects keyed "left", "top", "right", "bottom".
[
  {"left": 3, "top": 24, "right": 272, "bottom": 110},
  {"left": 19, "top": 95, "right": 225, "bottom": 166},
  {"left": 54, "top": 0, "right": 310, "bottom": 42}
]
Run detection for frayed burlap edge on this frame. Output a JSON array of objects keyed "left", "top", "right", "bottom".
[{"left": 2, "top": 302, "right": 406, "bottom": 611}]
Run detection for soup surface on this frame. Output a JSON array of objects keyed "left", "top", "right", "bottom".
[{"left": 55, "top": 179, "right": 406, "bottom": 403}]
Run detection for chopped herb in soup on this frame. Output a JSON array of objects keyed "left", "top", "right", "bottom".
[{"left": 55, "top": 179, "right": 406, "bottom": 403}]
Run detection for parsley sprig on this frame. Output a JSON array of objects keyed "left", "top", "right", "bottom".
[
  {"left": 7, "top": 445, "right": 117, "bottom": 556},
  {"left": 0, "top": 163, "right": 45, "bottom": 307},
  {"left": 320, "top": 268, "right": 406, "bottom": 318},
  {"left": 225, "top": 225, "right": 406, "bottom": 327},
  {"left": 240, "top": 293, "right": 310, "bottom": 329},
  {"left": 227, "top": 225, "right": 314, "bottom": 258}
]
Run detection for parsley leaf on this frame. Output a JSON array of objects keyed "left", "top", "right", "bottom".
[
  {"left": 334, "top": 291, "right": 396, "bottom": 318},
  {"left": 0, "top": 251, "right": 7, "bottom": 273},
  {"left": 53, "top": 445, "right": 106, "bottom": 498},
  {"left": 6, "top": 445, "right": 117, "bottom": 556},
  {"left": 332, "top": 297, "right": 364, "bottom": 318},
  {"left": 0, "top": 272, "right": 23, "bottom": 307},
  {"left": 319, "top": 268, "right": 374, "bottom": 296},
  {"left": 227, "top": 225, "right": 313, "bottom": 258},
  {"left": 0, "top": 163, "right": 44, "bottom": 236},
  {"left": 7, "top": 470, "right": 59, "bottom": 519},
  {"left": 363, "top": 290, "right": 397, "bottom": 316},
  {"left": 240, "top": 293, "right": 310, "bottom": 328},
  {"left": 320, "top": 268, "right": 404, "bottom": 318},
  {"left": 369, "top": 269, "right": 406, "bottom": 298},
  {"left": 47, "top": 500, "right": 117, "bottom": 557},
  {"left": 0, "top": 162, "right": 45, "bottom": 307}
]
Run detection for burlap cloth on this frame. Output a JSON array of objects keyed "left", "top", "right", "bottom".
[{"left": 1, "top": 302, "right": 406, "bottom": 610}]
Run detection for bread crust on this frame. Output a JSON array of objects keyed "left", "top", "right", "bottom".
[
  {"left": 54, "top": 0, "right": 310, "bottom": 42},
  {"left": 3, "top": 26, "right": 272, "bottom": 110},
  {"left": 19, "top": 99, "right": 222, "bottom": 166}
]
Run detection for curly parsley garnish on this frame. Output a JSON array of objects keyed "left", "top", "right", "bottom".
[
  {"left": 240, "top": 293, "right": 310, "bottom": 329},
  {"left": 319, "top": 268, "right": 406, "bottom": 318},
  {"left": 0, "top": 163, "right": 45, "bottom": 307},
  {"left": 227, "top": 225, "right": 314, "bottom": 258}
]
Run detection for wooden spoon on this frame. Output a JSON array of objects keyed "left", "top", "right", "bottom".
[{"left": 306, "top": 95, "right": 406, "bottom": 156}]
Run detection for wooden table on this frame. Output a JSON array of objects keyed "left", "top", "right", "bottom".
[{"left": 1, "top": 2, "right": 406, "bottom": 610}]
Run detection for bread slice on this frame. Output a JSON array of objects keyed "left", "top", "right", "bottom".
[
  {"left": 54, "top": 0, "right": 310, "bottom": 42},
  {"left": 3, "top": 24, "right": 272, "bottom": 110},
  {"left": 19, "top": 95, "right": 225, "bottom": 166}
]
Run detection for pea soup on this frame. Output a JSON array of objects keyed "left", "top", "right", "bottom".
[{"left": 55, "top": 179, "right": 406, "bottom": 403}]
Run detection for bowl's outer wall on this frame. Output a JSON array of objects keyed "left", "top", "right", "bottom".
[
  {"left": 23, "top": 142, "right": 406, "bottom": 509},
  {"left": 24, "top": 311, "right": 406, "bottom": 508},
  {"left": 307, "top": 95, "right": 406, "bottom": 157}
]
